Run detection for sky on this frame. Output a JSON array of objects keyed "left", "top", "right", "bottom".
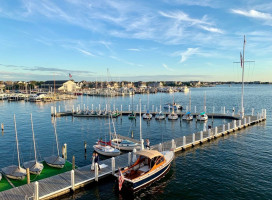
[{"left": 0, "top": 0, "right": 271, "bottom": 82}]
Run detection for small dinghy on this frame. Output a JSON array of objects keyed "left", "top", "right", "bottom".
[
  {"left": 44, "top": 118, "right": 65, "bottom": 168},
  {"left": 182, "top": 112, "right": 193, "bottom": 121},
  {"left": 2, "top": 114, "right": 26, "bottom": 180},
  {"left": 93, "top": 140, "right": 120, "bottom": 157},
  {"left": 155, "top": 111, "right": 165, "bottom": 120},
  {"left": 111, "top": 138, "right": 140, "bottom": 151},
  {"left": 23, "top": 114, "right": 44, "bottom": 174},
  {"left": 196, "top": 112, "right": 208, "bottom": 121}
]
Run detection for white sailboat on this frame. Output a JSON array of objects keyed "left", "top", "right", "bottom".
[
  {"left": 168, "top": 96, "right": 178, "bottom": 120},
  {"left": 182, "top": 92, "right": 193, "bottom": 121},
  {"left": 2, "top": 114, "right": 26, "bottom": 180},
  {"left": 44, "top": 118, "right": 65, "bottom": 168},
  {"left": 196, "top": 92, "right": 208, "bottom": 121},
  {"left": 23, "top": 114, "right": 44, "bottom": 175},
  {"left": 143, "top": 93, "right": 153, "bottom": 119}
]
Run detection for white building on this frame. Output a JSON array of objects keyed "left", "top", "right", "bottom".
[{"left": 58, "top": 80, "right": 81, "bottom": 92}]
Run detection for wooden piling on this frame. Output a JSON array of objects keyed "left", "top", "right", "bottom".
[{"left": 27, "top": 168, "right": 30, "bottom": 184}]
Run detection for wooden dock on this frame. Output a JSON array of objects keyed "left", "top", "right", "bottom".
[{"left": 0, "top": 111, "right": 266, "bottom": 200}]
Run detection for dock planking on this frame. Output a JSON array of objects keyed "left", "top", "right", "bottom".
[{"left": 0, "top": 112, "right": 266, "bottom": 200}]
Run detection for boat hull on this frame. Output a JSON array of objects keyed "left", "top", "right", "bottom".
[
  {"left": 93, "top": 145, "right": 120, "bottom": 157},
  {"left": 111, "top": 142, "right": 140, "bottom": 151}
]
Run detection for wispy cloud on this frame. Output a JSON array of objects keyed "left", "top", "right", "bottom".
[
  {"left": 180, "top": 48, "right": 199, "bottom": 63},
  {"left": 127, "top": 48, "right": 140, "bottom": 51},
  {"left": 162, "top": 64, "right": 175, "bottom": 71},
  {"left": 198, "top": 25, "right": 223, "bottom": 33},
  {"left": 76, "top": 48, "right": 95, "bottom": 57},
  {"left": 231, "top": 9, "right": 272, "bottom": 20}
]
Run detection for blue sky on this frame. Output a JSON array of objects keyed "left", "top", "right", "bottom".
[{"left": 0, "top": 0, "right": 271, "bottom": 82}]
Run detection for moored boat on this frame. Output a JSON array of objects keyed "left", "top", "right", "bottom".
[
  {"left": 93, "top": 140, "right": 120, "bottom": 156},
  {"left": 196, "top": 112, "right": 208, "bottom": 121},
  {"left": 163, "top": 102, "right": 182, "bottom": 110},
  {"left": 142, "top": 111, "right": 153, "bottom": 120},
  {"left": 155, "top": 111, "right": 165, "bottom": 120},
  {"left": 111, "top": 138, "right": 140, "bottom": 151},
  {"left": 182, "top": 112, "right": 193, "bottom": 121},
  {"left": 115, "top": 149, "right": 174, "bottom": 191}
]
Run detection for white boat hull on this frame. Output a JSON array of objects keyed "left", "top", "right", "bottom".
[
  {"left": 168, "top": 114, "right": 178, "bottom": 120},
  {"left": 1, "top": 165, "right": 26, "bottom": 180},
  {"left": 111, "top": 139, "right": 140, "bottom": 151},
  {"left": 93, "top": 145, "right": 120, "bottom": 157}
]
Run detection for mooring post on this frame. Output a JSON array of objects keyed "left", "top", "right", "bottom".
[
  {"left": 223, "top": 106, "right": 225, "bottom": 114},
  {"left": 51, "top": 106, "right": 53, "bottom": 115},
  {"left": 171, "top": 139, "right": 176, "bottom": 150},
  {"left": 54, "top": 107, "right": 57, "bottom": 116},
  {"left": 158, "top": 143, "right": 162, "bottom": 152},
  {"left": 200, "top": 131, "right": 203, "bottom": 142},
  {"left": 27, "top": 168, "right": 30, "bottom": 184},
  {"left": 64, "top": 143, "right": 67, "bottom": 160},
  {"left": 34, "top": 181, "right": 39, "bottom": 200},
  {"left": 208, "top": 129, "right": 211, "bottom": 138},
  {"left": 95, "top": 163, "right": 98, "bottom": 182},
  {"left": 244, "top": 118, "right": 246, "bottom": 126},
  {"left": 72, "top": 156, "right": 75, "bottom": 170},
  {"left": 72, "top": 105, "right": 75, "bottom": 113},
  {"left": 252, "top": 108, "right": 254, "bottom": 116},
  {"left": 192, "top": 133, "right": 195, "bottom": 145},
  {"left": 111, "top": 157, "right": 115, "bottom": 175},
  {"left": 215, "top": 127, "right": 218, "bottom": 135},
  {"left": 168, "top": 105, "right": 170, "bottom": 113},
  {"left": 84, "top": 141, "right": 87, "bottom": 153},
  {"left": 132, "top": 148, "right": 137, "bottom": 162},
  {"left": 238, "top": 120, "right": 241, "bottom": 128},
  {"left": 227, "top": 123, "right": 230, "bottom": 131},
  {"left": 222, "top": 125, "right": 225, "bottom": 133},
  {"left": 264, "top": 109, "right": 266, "bottom": 119},
  {"left": 156, "top": 107, "right": 158, "bottom": 113},
  {"left": 91, "top": 104, "right": 93, "bottom": 110},
  {"left": 248, "top": 116, "right": 251, "bottom": 124},
  {"left": 128, "top": 152, "right": 131, "bottom": 165},
  {"left": 233, "top": 120, "right": 236, "bottom": 129},
  {"left": 71, "top": 169, "right": 75, "bottom": 191},
  {"left": 183, "top": 136, "right": 186, "bottom": 147}
]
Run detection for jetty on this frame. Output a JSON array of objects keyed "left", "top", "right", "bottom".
[{"left": 0, "top": 109, "right": 266, "bottom": 200}]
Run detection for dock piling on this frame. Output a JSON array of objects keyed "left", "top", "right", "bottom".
[
  {"left": 72, "top": 156, "right": 75, "bottom": 170},
  {"left": 227, "top": 123, "right": 230, "bottom": 132},
  {"left": 171, "top": 139, "right": 176, "bottom": 150},
  {"left": 244, "top": 118, "right": 246, "bottom": 125},
  {"left": 238, "top": 120, "right": 241, "bottom": 128},
  {"left": 183, "top": 136, "right": 186, "bottom": 147},
  {"left": 111, "top": 157, "right": 115, "bottom": 175},
  {"left": 158, "top": 143, "right": 162, "bottom": 152},
  {"left": 208, "top": 129, "right": 211, "bottom": 138},
  {"left": 132, "top": 148, "right": 137, "bottom": 162},
  {"left": 215, "top": 127, "right": 218, "bottom": 136},
  {"left": 95, "top": 163, "right": 98, "bottom": 182},
  {"left": 27, "top": 168, "right": 30, "bottom": 184},
  {"left": 192, "top": 133, "right": 195, "bottom": 145},
  {"left": 223, "top": 106, "right": 225, "bottom": 114},
  {"left": 200, "top": 131, "right": 203, "bottom": 142},
  {"left": 222, "top": 125, "right": 225, "bottom": 134},
  {"left": 34, "top": 181, "right": 39, "bottom": 200},
  {"left": 128, "top": 152, "right": 131, "bottom": 165},
  {"left": 64, "top": 143, "right": 67, "bottom": 160},
  {"left": 233, "top": 120, "right": 236, "bottom": 130},
  {"left": 71, "top": 170, "right": 75, "bottom": 191},
  {"left": 248, "top": 116, "right": 251, "bottom": 124},
  {"left": 84, "top": 141, "right": 87, "bottom": 153}
]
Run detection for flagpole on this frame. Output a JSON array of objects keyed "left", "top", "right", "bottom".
[{"left": 241, "top": 35, "right": 245, "bottom": 119}]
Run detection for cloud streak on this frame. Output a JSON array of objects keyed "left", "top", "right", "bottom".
[
  {"left": 162, "top": 64, "right": 175, "bottom": 71},
  {"left": 180, "top": 48, "right": 199, "bottom": 63},
  {"left": 231, "top": 9, "right": 272, "bottom": 20}
]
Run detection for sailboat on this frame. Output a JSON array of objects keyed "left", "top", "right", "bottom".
[
  {"left": 114, "top": 98, "right": 174, "bottom": 191},
  {"left": 23, "top": 114, "right": 44, "bottom": 175},
  {"left": 44, "top": 118, "right": 65, "bottom": 168},
  {"left": 128, "top": 96, "right": 136, "bottom": 120},
  {"left": 2, "top": 114, "right": 27, "bottom": 180},
  {"left": 196, "top": 92, "right": 208, "bottom": 121},
  {"left": 155, "top": 98, "right": 165, "bottom": 120},
  {"left": 168, "top": 96, "right": 178, "bottom": 120},
  {"left": 182, "top": 92, "right": 193, "bottom": 121},
  {"left": 94, "top": 106, "right": 121, "bottom": 156},
  {"left": 142, "top": 93, "right": 153, "bottom": 119}
]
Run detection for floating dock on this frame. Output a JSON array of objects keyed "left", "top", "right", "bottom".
[{"left": 0, "top": 110, "right": 266, "bottom": 200}]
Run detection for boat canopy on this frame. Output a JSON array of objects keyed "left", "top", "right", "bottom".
[
  {"left": 136, "top": 149, "right": 163, "bottom": 159},
  {"left": 200, "top": 112, "right": 205, "bottom": 115},
  {"left": 186, "top": 112, "right": 191, "bottom": 115}
]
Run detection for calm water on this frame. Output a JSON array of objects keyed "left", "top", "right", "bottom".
[{"left": 0, "top": 84, "right": 271, "bottom": 199}]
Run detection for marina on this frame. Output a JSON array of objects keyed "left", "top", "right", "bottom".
[{"left": 0, "top": 109, "right": 266, "bottom": 199}]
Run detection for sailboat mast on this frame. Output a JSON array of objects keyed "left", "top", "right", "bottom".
[
  {"left": 54, "top": 118, "right": 60, "bottom": 156},
  {"left": 139, "top": 98, "right": 143, "bottom": 150},
  {"left": 13, "top": 114, "right": 21, "bottom": 168},
  {"left": 30, "top": 114, "right": 38, "bottom": 163},
  {"left": 204, "top": 91, "right": 206, "bottom": 111},
  {"left": 189, "top": 91, "right": 191, "bottom": 112},
  {"left": 241, "top": 35, "right": 246, "bottom": 118}
]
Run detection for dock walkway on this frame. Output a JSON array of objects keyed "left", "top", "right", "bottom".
[{"left": 0, "top": 111, "right": 266, "bottom": 200}]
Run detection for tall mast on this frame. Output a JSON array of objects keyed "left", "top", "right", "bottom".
[
  {"left": 241, "top": 35, "right": 246, "bottom": 118},
  {"left": 30, "top": 114, "right": 38, "bottom": 163},
  {"left": 139, "top": 98, "right": 143, "bottom": 150},
  {"left": 204, "top": 91, "right": 206, "bottom": 111},
  {"left": 189, "top": 91, "right": 191, "bottom": 112},
  {"left": 13, "top": 114, "right": 21, "bottom": 168},
  {"left": 53, "top": 118, "right": 60, "bottom": 156}
]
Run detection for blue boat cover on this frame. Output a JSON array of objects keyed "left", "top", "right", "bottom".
[{"left": 200, "top": 112, "right": 205, "bottom": 115}]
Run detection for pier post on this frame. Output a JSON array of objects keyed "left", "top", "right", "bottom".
[
  {"left": 192, "top": 133, "right": 195, "bottom": 145},
  {"left": 194, "top": 106, "right": 196, "bottom": 113},
  {"left": 129, "top": 105, "right": 130, "bottom": 112},
  {"left": 84, "top": 141, "right": 87, "bottom": 153},
  {"left": 95, "top": 163, "right": 99, "bottom": 182},
  {"left": 215, "top": 127, "right": 218, "bottom": 136},
  {"left": 64, "top": 143, "right": 67, "bottom": 160},
  {"left": 58, "top": 105, "right": 60, "bottom": 113},
  {"left": 183, "top": 136, "right": 186, "bottom": 147},
  {"left": 200, "top": 131, "right": 203, "bottom": 142},
  {"left": 222, "top": 125, "right": 225, "bottom": 134},
  {"left": 128, "top": 152, "right": 131, "bottom": 165},
  {"left": 156, "top": 107, "right": 158, "bottom": 113},
  {"left": 233, "top": 120, "right": 236, "bottom": 129},
  {"left": 72, "top": 105, "right": 75, "bottom": 113},
  {"left": 227, "top": 123, "right": 230, "bottom": 132},
  {"left": 27, "top": 168, "right": 30, "bottom": 184},
  {"left": 51, "top": 106, "right": 53, "bottom": 115},
  {"left": 72, "top": 156, "right": 75, "bottom": 170},
  {"left": 248, "top": 116, "right": 251, "bottom": 124},
  {"left": 168, "top": 105, "right": 170, "bottom": 113},
  {"left": 171, "top": 139, "right": 176, "bottom": 150},
  {"left": 244, "top": 118, "right": 246, "bottom": 126},
  {"left": 152, "top": 105, "right": 154, "bottom": 112},
  {"left": 92, "top": 104, "right": 93, "bottom": 110},
  {"left": 71, "top": 170, "right": 75, "bottom": 191},
  {"left": 158, "top": 143, "right": 162, "bottom": 152},
  {"left": 54, "top": 107, "right": 57, "bottom": 116},
  {"left": 132, "top": 148, "right": 137, "bottom": 162},
  {"left": 223, "top": 106, "right": 225, "bottom": 114},
  {"left": 264, "top": 109, "right": 266, "bottom": 119},
  {"left": 252, "top": 108, "right": 254, "bottom": 116},
  {"left": 238, "top": 120, "right": 241, "bottom": 128},
  {"left": 208, "top": 129, "right": 211, "bottom": 138},
  {"left": 111, "top": 157, "right": 115, "bottom": 175},
  {"left": 34, "top": 181, "right": 39, "bottom": 200}
]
